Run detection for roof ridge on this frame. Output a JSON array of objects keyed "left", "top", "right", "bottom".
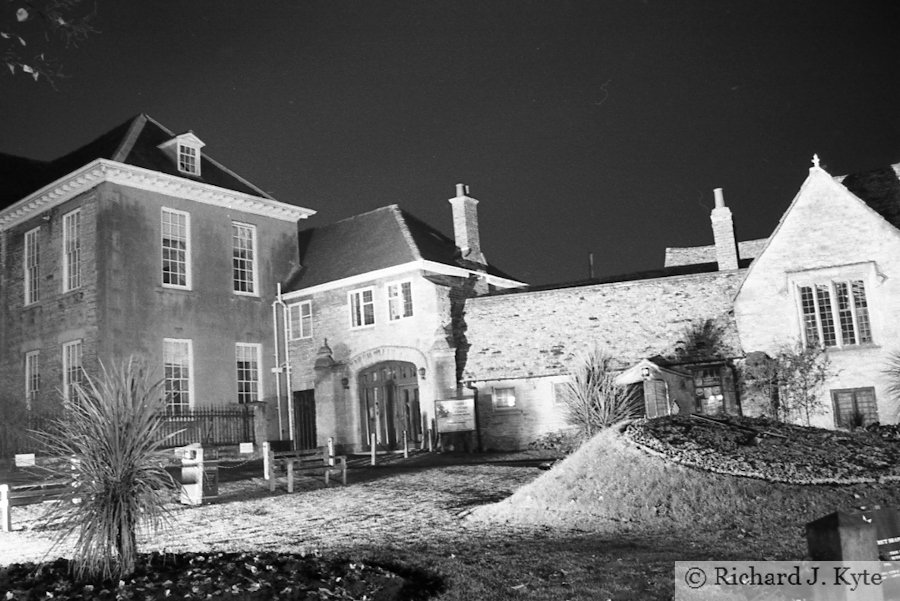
[
  {"left": 111, "top": 114, "right": 148, "bottom": 162},
  {"left": 391, "top": 205, "right": 423, "bottom": 261}
]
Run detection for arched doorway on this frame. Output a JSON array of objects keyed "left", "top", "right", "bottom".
[{"left": 358, "top": 361, "right": 422, "bottom": 450}]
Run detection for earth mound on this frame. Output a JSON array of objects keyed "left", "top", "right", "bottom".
[{"left": 467, "top": 418, "right": 900, "bottom": 556}]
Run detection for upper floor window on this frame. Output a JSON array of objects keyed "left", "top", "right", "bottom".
[
  {"left": 798, "top": 280, "right": 872, "bottom": 348},
  {"left": 62, "top": 340, "right": 83, "bottom": 403},
  {"left": 388, "top": 281, "right": 413, "bottom": 321},
  {"left": 493, "top": 387, "right": 517, "bottom": 410},
  {"left": 24, "top": 226, "right": 40, "bottom": 305},
  {"left": 24, "top": 350, "right": 40, "bottom": 410},
  {"left": 62, "top": 209, "right": 81, "bottom": 292},
  {"left": 235, "top": 343, "right": 261, "bottom": 404},
  {"left": 162, "top": 208, "right": 191, "bottom": 289},
  {"left": 178, "top": 143, "right": 200, "bottom": 175},
  {"left": 232, "top": 222, "right": 257, "bottom": 295},
  {"left": 349, "top": 287, "right": 375, "bottom": 328},
  {"left": 163, "top": 338, "right": 192, "bottom": 415},
  {"left": 288, "top": 301, "right": 313, "bottom": 340}
]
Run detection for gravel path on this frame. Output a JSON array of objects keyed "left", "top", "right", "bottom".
[{"left": 0, "top": 456, "right": 551, "bottom": 565}]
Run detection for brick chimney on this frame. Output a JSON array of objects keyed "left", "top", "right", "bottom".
[
  {"left": 710, "top": 188, "right": 739, "bottom": 271},
  {"left": 448, "top": 183, "right": 485, "bottom": 265}
]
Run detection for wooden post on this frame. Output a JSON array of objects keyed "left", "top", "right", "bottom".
[
  {"left": 327, "top": 437, "right": 335, "bottom": 467},
  {"left": 370, "top": 432, "right": 376, "bottom": 466},
  {"left": 266, "top": 445, "right": 276, "bottom": 493},
  {"left": 286, "top": 460, "right": 294, "bottom": 493},
  {"left": 262, "top": 441, "right": 271, "bottom": 481},
  {"left": 403, "top": 430, "right": 409, "bottom": 459},
  {"left": 427, "top": 428, "right": 433, "bottom": 452},
  {"left": 1, "top": 484, "right": 10, "bottom": 533}
]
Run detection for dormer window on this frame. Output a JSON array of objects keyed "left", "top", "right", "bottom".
[{"left": 157, "top": 132, "right": 205, "bottom": 177}]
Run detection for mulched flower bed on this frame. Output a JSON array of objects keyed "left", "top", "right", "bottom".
[
  {"left": 1, "top": 551, "right": 442, "bottom": 601},
  {"left": 625, "top": 415, "right": 900, "bottom": 484}
]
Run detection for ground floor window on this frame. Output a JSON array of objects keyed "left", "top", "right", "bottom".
[
  {"left": 164, "top": 338, "right": 192, "bottom": 415},
  {"left": 62, "top": 340, "right": 82, "bottom": 402},
  {"left": 24, "top": 350, "right": 40, "bottom": 410},
  {"left": 492, "top": 387, "right": 517, "bottom": 410},
  {"left": 236, "top": 343, "right": 261, "bottom": 404},
  {"left": 831, "top": 387, "right": 878, "bottom": 429}
]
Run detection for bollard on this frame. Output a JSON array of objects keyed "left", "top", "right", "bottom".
[
  {"left": 327, "top": 437, "right": 335, "bottom": 467},
  {"left": 403, "top": 430, "right": 409, "bottom": 459},
  {"left": 1, "top": 484, "right": 10, "bottom": 532},
  {"left": 370, "top": 432, "right": 376, "bottom": 466},
  {"left": 262, "top": 441, "right": 271, "bottom": 481}
]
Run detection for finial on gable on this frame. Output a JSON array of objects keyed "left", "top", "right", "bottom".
[{"left": 812, "top": 153, "right": 821, "bottom": 169}]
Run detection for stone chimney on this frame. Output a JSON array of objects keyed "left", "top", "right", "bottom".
[
  {"left": 448, "top": 183, "right": 485, "bottom": 265},
  {"left": 710, "top": 188, "right": 739, "bottom": 271}
]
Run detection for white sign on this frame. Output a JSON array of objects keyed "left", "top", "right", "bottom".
[
  {"left": 436, "top": 398, "right": 475, "bottom": 433},
  {"left": 239, "top": 442, "right": 254, "bottom": 454},
  {"left": 14, "top": 453, "right": 36, "bottom": 467}
]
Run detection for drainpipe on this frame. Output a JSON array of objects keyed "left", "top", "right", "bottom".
[
  {"left": 282, "top": 296, "right": 296, "bottom": 447},
  {"left": 464, "top": 381, "right": 482, "bottom": 452},
  {"left": 271, "top": 283, "right": 285, "bottom": 438}
]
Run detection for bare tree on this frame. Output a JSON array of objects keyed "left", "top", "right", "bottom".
[{"left": 2, "top": 0, "right": 96, "bottom": 85}]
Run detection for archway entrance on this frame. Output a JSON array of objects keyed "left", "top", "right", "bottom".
[{"left": 358, "top": 361, "right": 422, "bottom": 450}]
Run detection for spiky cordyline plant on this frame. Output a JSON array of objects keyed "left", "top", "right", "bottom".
[
  {"left": 36, "top": 358, "right": 179, "bottom": 582},
  {"left": 561, "top": 347, "right": 643, "bottom": 438}
]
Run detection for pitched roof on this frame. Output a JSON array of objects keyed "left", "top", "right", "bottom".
[
  {"left": 664, "top": 238, "right": 768, "bottom": 268},
  {"left": 0, "top": 113, "right": 273, "bottom": 208},
  {"left": 462, "top": 269, "right": 746, "bottom": 381},
  {"left": 839, "top": 162, "right": 900, "bottom": 230},
  {"left": 282, "top": 204, "right": 518, "bottom": 292}
]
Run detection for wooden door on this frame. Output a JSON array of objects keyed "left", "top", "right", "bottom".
[{"left": 292, "top": 389, "right": 317, "bottom": 450}]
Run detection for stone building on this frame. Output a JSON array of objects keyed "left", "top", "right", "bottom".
[
  {"left": 273, "top": 186, "right": 523, "bottom": 452},
  {"left": 0, "top": 114, "right": 312, "bottom": 443}
]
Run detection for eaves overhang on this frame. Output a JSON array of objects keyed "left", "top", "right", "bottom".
[{"left": 0, "top": 158, "right": 315, "bottom": 231}]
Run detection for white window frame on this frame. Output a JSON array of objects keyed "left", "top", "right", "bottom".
[
  {"left": 177, "top": 143, "right": 200, "bottom": 176},
  {"left": 492, "top": 387, "right": 517, "bottom": 411},
  {"left": 288, "top": 301, "right": 313, "bottom": 340},
  {"left": 232, "top": 222, "right": 258, "bottom": 296},
  {"left": 388, "top": 281, "right": 414, "bottom": 321},
  {"left": 24, "top": 226, "right": 40, "bottom": 305},
  {"left": 349, "top": 287, "right": 376, "bottom": 329},
  {"left": 24, "top": 350, "right": 40, "bottom": 410},
  {"left": 62, "top": 340, "right": 83, "bottom": 403},
  {"left": 795, "top": 279, "right": 873, "bottom": 348},
  {"left": 235, "top": 343, "right": 263, "bottom": 404},
  {"left": 62, "top": 209, "right": 81, "bottom": 292},
  {"left": 161, "top": 208, "right": 191, "bottom": 289},
  {"left": 163, "top": 338, "right": 194, "bottom": 414}
]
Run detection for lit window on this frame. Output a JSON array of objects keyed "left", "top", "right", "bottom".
[
  {"left": 798, "top": 280, "right": 872, "bottom": 347},
  {"left": 236, "top": 343, "right": 261, "bottom": 404},
  {"left": 349, "top": 288, "right": 375, "bottom": 328},
  {"left": 493, "top": 387, "right": 517, "bottom": 410},
  {"left": 232, "top": 222, "right": 257, "bottom": 294},
  {"left": 162, "top": 208, "right": 190, "bottom": 288},
  {"left": 62, "top": 209, "right": 81, "bottom": 292},
  {"left": 24, "top": 226, "right": 40, "bottom": 305},
  {"left": 831, "top": 387, "right": 878, "bottom": 429},
  {"left": 62, "top": 340, "right": 83, "bottom": 402},
  {"left": 388, "top": 281, "right": 413, "bottom": 321},
  {"left": 288, "top": 301, "right": 313, "bottom": 340},
  {"left": 24, "top": 350, "right": 40, "bottom": 410},
  {"left": 178, "top": 144, "right": 199, "bottom": 175},
  {"left": 552, "top": 382, "right": 568, "bottom": 405},
  {"left": 164, "top": 339, "right": 192, "bottom": 415}
]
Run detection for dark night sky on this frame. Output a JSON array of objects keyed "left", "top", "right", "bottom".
[{"left": 2, "top": 1, "right": 899, "bottom": 285}]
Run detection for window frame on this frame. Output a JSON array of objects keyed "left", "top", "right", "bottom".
[
  {"left": 62, "top": 209, "right": 81, "bottom": 293},
  {"left": 492, "top": 387, "right": 517, "bottom": 411},
  {"left": 177, "top": 143, "right": 200, "bottom": 176},
  {"left": 831, "top": 387, "right": 878, "bottom": 429},
  {"left": 349, "top": 287, "right": 376, "bottom": 329},
  {"left": 232, "top": 221, "right": 259, "bottom": 296},
  {"left": 796, "top": 279, "right": 873, "bottom": 348},
  {"left": 163, "top": 338, "right": 194, "bottom": 415},
  {"left": 61, "top": 340, "right": 83, "bottom": 403},
  {"left": 24, "top": 350, "right": 40, "bottom": 410},
  {"left": 161, "top": 207, "right": 192, "bottom": 290},
  {"left": 235, "top": 342, "right": 263, "bottom": 404},
  {"left": 288, "top": 301, "right": 313, "bottom": 340},
  {"left": 24, "top": 226, "right": 40, "bottom": 305},
  {"left": 387, "top": 281, "right": 414, "bottom": 321}
]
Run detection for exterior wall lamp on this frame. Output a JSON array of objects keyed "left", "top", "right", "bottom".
[
  {"left": 640, "top": 366, "right": 651, "bottom": 380},
  {"left": 418, "top": 367, "right": 426, "bottom": 380},
  {"left": 341, "top": 377, "right": 349, "bottom": 389}
]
